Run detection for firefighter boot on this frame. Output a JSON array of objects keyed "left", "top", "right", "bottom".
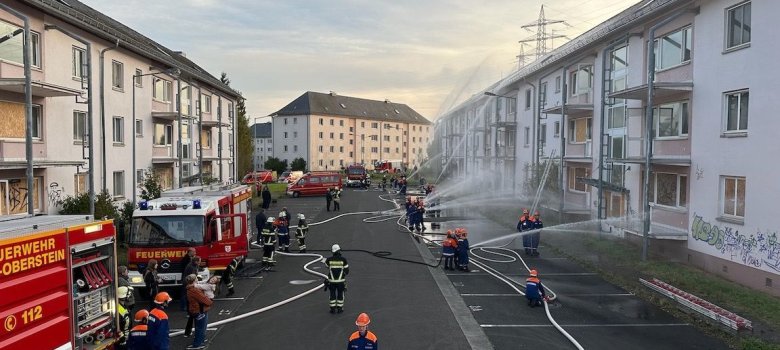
[
  {"left": 337, "top": 307, "right": 343, "bottom": 314},
  {"left": 227, "top": 288, "right": 235, "bottom": 297},
  {"left": 330, "top": 307, "right": 336, "bottom": 314}
]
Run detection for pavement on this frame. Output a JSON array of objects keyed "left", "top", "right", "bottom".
[{"left": 155, "top": 187, "right": 730, "bottom": 350}]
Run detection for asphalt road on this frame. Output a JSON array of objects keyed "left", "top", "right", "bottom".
[{"left": 160, "top": 187, "right": 730, "bottom": 350}]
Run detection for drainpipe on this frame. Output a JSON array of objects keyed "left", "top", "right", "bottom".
[
  {"left": 99, "top": 39, "right": 119, "bottom": 195},
  {"left": 523, "top": 79, "right": 537, "bottom": 198},
  {"left": 198, "top": 88, "right": 203, "bottom": 184},
  {"left": 642, "top": 7, "right": 698, "bottom": 261},
  {"left": 597, "top": 35, "right": 630, "bottom": 224},
  {"left": 177, "top": 78, "right": 183, "bottom": 188},
  {"left": 558, "top": 65, "right": 567, "bottom": 223},
  {"left": 217, "top": 96, "right": 223, "bottom": 182},
  {"left": 45, "top": 25, "right": 94, "bottom": 216},
  {"left": 1, "top": 5, "right": 33, "bottom": 215}
]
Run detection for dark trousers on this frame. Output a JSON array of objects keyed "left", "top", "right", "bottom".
[
  {"left": 443, "top": 254, "right": 455, "bottom": 270},
  {"left": 185, "top": 312, "right": 194, "bottom": 336},
  {"left": 193, "top": 312, "right": 208, "bottom": 346},
  {"left": 326, "top": 199, "right": 332, "bottom": 211},
  {"left": 530, "top": 232, "right": 541, "bottom": 254},
  {"left": 328, "top": 282, "right": 345, "bottom": 308},
  {"left": 333, "top": 200, "right": 340, "bottom": 211},
  {"left": 278, "top": 234, "right": 290, "bottom": 250},
  {"left": 262, "top": 245, "right": 275, "bottom": 265}
]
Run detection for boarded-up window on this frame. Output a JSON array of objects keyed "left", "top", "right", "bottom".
[
  {"left": 0, "top": 177, "right": 41, "bottom": 214},
  {"left": 0, "top": 101, "right": 26, "bottom": 138},
  {"left": 74, "top": 173, "right": 88, "bottom": 195},
  {"left": 567, "top": 167, "right": 591, "bottom": 192},
  {"left": 154, "top": 167, "right": 174, "bottom": 190}
]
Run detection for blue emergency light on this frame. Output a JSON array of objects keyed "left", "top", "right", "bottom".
[
  {"left": 193, "top": 199, "right": 202, "bottom": 209},
  {"left": 139, "top": 201, "right": 149, "bottom": 210}
]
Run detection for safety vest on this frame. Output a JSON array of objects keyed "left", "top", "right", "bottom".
[{"left": 326, "top": 255, "right": 349, "bottom": 283}]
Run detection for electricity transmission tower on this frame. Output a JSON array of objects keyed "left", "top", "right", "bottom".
[{"left": 518, "top": 5, "right": 569, "bottom": 63}]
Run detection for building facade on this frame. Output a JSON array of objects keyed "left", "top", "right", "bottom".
[
  {"left": 435, "top": 0, "right": 779, "bottom": 294},
  {"left": 272, "top": 91, "right": 431, "bottom": 171},
  {"left": 0, "top": 0, "right": 240, "bottom": 215},
  {"left": 251, "top": 122, "right": 272, "bottom": 170}
]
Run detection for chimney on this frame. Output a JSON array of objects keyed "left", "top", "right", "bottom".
[
  {"left": 174, "top": 51, "right": 186, "bottom": 58},
  {"left": 329, "top": 91, "right": 337, "bottom": 96},
  {"left": 384, "top": 99, "right": 390, "bottom": 103}
]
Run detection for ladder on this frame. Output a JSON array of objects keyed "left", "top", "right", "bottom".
[{"left": 530, "top": 149, "right": 555, "bottom": 215}]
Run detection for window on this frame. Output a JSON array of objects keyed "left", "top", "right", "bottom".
[
  {"left": 134, "top": 69, "right": 143, "bottom": 87},
  {"left": 329, "top": 146, "right": 334, "bottom": 152},
  {"left": 721, "top": 176, "right": 746, "bottom": 218},
  {"left": 652, "top": 101, "right": 689, "bottom": 138},
  {"left": 384, "top": 147, "right": 390, "bottom": 153},
  {"left": 540, "top": 82, "right": 548, "bottom": 105},
  {"left": 413, "top": 125, "right": 416, "bottom": 131},
  {"left": 112, "top": 61, "right": 124, "bottom": 90},
  {"left": 294, "top": 131, "right": 298, "bottom": 138},
  {"left": 330, "top": 119, "right": 334, "bottom": 126},
  {"left": 72, "top": 47, "right": 85, "bottom": 79},
  {"left": 0, "top": 23, "right": 40, "bottom": 66},
  {"left": 412, "top": 137, "right": 416, "bottom": 142},
  {"left": 293, "top": 117, "right": 297, "bottom": 124},
  {"left": 349, "top": 151, "right": 353, "bottom": 157},
  {"left": 371, "top": 122, "right": 378, "bottom": 129},
  {"left": 330, "top": 132, "right": 334, "bottom": 139},
  {"left": 608, "top": 102, "right": 627, "bottom": 129},
  {"left": 349, "top": 126, "right": 354, "bottom": 132},
  {"left": 361, "top": 122, "right": 365, "bottom": 128},
  {"left": 204, "top": 129, "right": 211, "bottom": 147},
  {"left": 384, "top": 135, "right": 390, "bottom": 142},
  {"left": 319, "top": 118, "right": 323, "bottom": 125},
  {"left": 135, "top": 119, "right": 143, "bottom": 137},
  {"left": 567, "top": 167, "right": 591, "bottom": 192},
  {"left": 284, "top": 118, "right": 288, "bottom": 125},
  {"left": 610, "top": 136, "right": 624, "bottom": 159},
  {"left": 568, "top": 117, "right": 592, "bottom": 143},
  {"left": 349, "top": 140, "right": 353, "bottom": 145},
  {"left": 554, "top": 121, "right": 560, "bottom": 138},
  {"left": 525, "top": 89, "right": 531, "bottom": 109},
  {"left": 555, "top": 76, "right": 561, "bottom": 92},
  {"left": 726, "top": 2, "right": 751, "bottom": 49},
  {"left": 340, "top": 133, "right": 344, "bottom": 140},
  {"left": 112, "top": 171, "right": 124, "bottom": 197},
  {"left": 649, "top": 173, "right": 687, "bottom": 208},
  {"left": 283, "top": 132, "right": 288, "bottom": 139},
  {"left": 655, "top": 27, "right": 692, "bottom": 70},
  {"left": 570, "top": 66, "right": 593, "bottom": 96},
  {"left": 539, "top": 123, "right": 547, "bottom": 146},
  {"left": 724, "top": 90, "right": 748, "bottom": 132},
  {"left": 284, "top": 145, "right": 288, "bottom": 152},
  {"left": 136, "top": 169, "right": 144, "bottom": 184},
  {"left": 319, "top": 132, "right": 323, "bottom": 138},
  {"left": 339, "top": 146, "right": 344, "bottom": 153},
  {"left": 153, "top": 78, "right": 172, "bottom": 102},
  {"left": 319, "top": 145, "right": 323, "bottom": 152},
  {"left": 154, "top": 123, "right": 173, "bottom": 145},
  {"left": 369, "top": 135, "right": 378, "bottom": 141},
  {"left": 293, "top": 145, "right": 298, "bottom": 152},
  {"left": 412, "top": 148, "right": 416, "bottom": 154},
  {"left": 371, "top": 147, "right": 378, "bottom": 153},
  {"left": 73, "top": 111, "right": 87, "bottom": 141},
  {"left": 524, "top": 127, "right": 530, "bottom": 147}
]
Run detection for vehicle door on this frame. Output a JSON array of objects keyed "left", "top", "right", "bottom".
[{"left": 307, "top": 176, "right": 322, "bottom": 196}]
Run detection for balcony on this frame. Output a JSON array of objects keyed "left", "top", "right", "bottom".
[
  {"left": 609, "top": 82, "right": 693, "bottom": 101},
  {"left": 151, "top": 145, "right": 175, "bottom": 163},
  {"left": 490, "top": 112, "right": 517, "bottom": 127},
  {"left": 543, "top": 92, "right": 594, "bottom": 116},
  {"left": 0, "top": 140, "right": 86, "bottom": 169},
  {"left": 564, "top": 140, "right": 592, "bottom": 161},
  {"left": 0, "top": 78, "right": 83, "bottom": 97},
  {"left": 200, "top": 119, "right": 229, "bottom": 128},
  {"left": 201, "top": 147, "right": 219, "bottom": 160}
]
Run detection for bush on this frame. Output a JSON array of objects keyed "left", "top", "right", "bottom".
[
  {"left": 140, "top": 167, "right": 163, "bottom": 200},
  {"left": 58, "top": 190, "right": 119, "bottom": 221},
  {"left": 291, "top": 157, "right": 307, "bottom": 172},
  {"left": 264, "top": 157, "right": 288, "bottom": 174}
]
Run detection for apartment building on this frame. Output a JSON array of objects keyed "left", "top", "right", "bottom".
[
  {"left": 272, "top": 91, "right": 431, "bottom": 171},
  {"left": 251, "top": 122, "right": 272, "bottom": 170},
  {"left": 0, "top": 0, "right": 240, "bottom": 215},
  {"left": 436, "top": 0, "right": 779, "bottom": 294}
]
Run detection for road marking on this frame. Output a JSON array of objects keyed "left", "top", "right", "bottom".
[
  {"left": 446, "top": 272, "right": 597, "bottom": 276},
  {"left": 462, "top": 293, "right": 520, "bottom": 297},
  {"left": 171, "top": 328, "right": 219, "bottom": 331},
  {"left": 213, "top": 297, "right": 246, "bottom": 301},
  {"left": 480, "top": 323, "right": 690, "bottom": 328},
  {"left": 469, "top": 305, "right": 483, "bottom": 312},
  {"left": 460, "top": 293, "right": 634, "bottom": 297},
  {"left": 565, "top": 293, "right": 634, "bottom": 297}
]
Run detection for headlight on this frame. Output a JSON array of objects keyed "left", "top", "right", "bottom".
[{"left": 131, "top": 276, "right": 143, "bottom": 283}]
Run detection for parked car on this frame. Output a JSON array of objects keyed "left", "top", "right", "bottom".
[
  {"left": 242, "top": 171, "right": 276, "bottom": 185},
  {"left": 278, "top": 170, "right": 303, "bottom": 183},
  {"left": 286, "top": 172, "right": 342, "bottom": 197}
]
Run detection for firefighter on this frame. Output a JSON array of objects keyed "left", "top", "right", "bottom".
[
  {"left": 406, "top": 199, "right": 417, "bottom": 231},
  {"left": 116, "top": 286, "right": 132, "bottom": 350},
  {"left": 222, "top": 256, "right": 241, "bottom": 297},
  {"left": 126, "top": 309, "right": 150, "bottom": 350},
  {"left": 333, "top": 187, "right": 342, "bottom": 211},
  {"left": 399, "top": 176, "right": 407, "bottom": 196},
  {"left": 325, "top": 243, "right": 349, "bottom": 314},
  {"left": 255, "top": 208, "right": 267, "bottom": 246},
  {"left": 525, "top": 269, "right": 547, "bottom": 307},
  {"left": 276, "top": 212, "right": 291, "bottom": 252},
  {"left": 295, "top": 213, "right": 308, "bottom": 253},
  {"left": 442, "top": 230, "right": 458, "bottom": 271},
  {"left": 261, "top": 217, "right": 277, "bottom": 268},
  {"left": 326, "top": 187, "right": 334, "bottom": 211},
  {"left": 348, "top": 312, "right": 378, "bottom": 349},
  {"left": 147, "top": 292, "right": 172, "bottom": 350},
  {"left": 529, "top": 211, "right": 543, "bottom": 256},
  {"left": 416, "top": 200, "right": 426, "bottom": 233},
  {"left": 456, "top": 228, "right": 470, "bottom": 272},
  {"left": 517, "top": 209, "right": 532, "bottom": 255}
]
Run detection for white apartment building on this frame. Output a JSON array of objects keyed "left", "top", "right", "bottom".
[
  {"left": 251, "top": 122, "right": 272, "bottom": 170},
  {"left": 272, "top": 91, "right": 431, "bottom": 171},
  {"left": 436, "top": 0, "right": 779, "bottom": 295},
  {"left": 0, "top": 0, "right": 240, "bottom": 215}
]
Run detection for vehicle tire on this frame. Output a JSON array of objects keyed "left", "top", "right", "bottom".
[{"left": 292, "top": 191, "right": 300, "bottom": 198}]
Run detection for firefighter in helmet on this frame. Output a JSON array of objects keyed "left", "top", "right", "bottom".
[
  {"left": 348, "top": 312, "right": 378, "bottom": 349},
  {"left": 325, "top": 243, "right": 349, "bottom": 313},
  {"left": 295, "top": 213, "right": 309, "bottom": 253},
  {"left": 126, "top": 309, "right": 150, "bottom": 350},
  {"left": 222, "top": 255, "right": 242, "bottom": 297},
  {"left": 146, "top": 292, "right": 172, "bottom": 350},
  {"left": 525, "top": 269, "right": 547, "bottom": 307},
  {"left": 261, "top": 217, "right": 277, "bottom": 268}
]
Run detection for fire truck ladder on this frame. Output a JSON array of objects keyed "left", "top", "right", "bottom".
[{"left": 530, "top": 148, "right": 555, "bottom": 215}]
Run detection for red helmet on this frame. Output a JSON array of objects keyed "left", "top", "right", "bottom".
[
  {"left": 522, "top": 208, "right": 529, "bottom": 215},
  {"left": 154, "top": 292, "right": 172, "bottom": 305},
  {"left": 355, "top": 312, "right": 371, "bottom": 327},
  {"left": 134, "top": 309, "right": 150, "bottom": 322},
  {"left": 529, "top": 269, "right": 538, "bottom": 277}
]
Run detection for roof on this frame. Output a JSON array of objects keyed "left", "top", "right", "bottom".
[
  {"left": 250, "top": 122, "right": 272, "bottom": 138},
  {"left": 273, "top": 91, "right": 431, "bottom": 125},
  {"left": 21, "top": 0, "right": 241, "bottom": 98}
]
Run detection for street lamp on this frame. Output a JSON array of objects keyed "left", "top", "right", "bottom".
[{"left": 132, "top": 67, "right": 180, "bottom": 205}]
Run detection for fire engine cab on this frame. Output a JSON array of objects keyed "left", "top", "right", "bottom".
[
  {"left": 0, "top": 215, "right": 119, "bottom": 350},
  {"left": 127, "top": 184, "right": 252, "bottom": 288}
]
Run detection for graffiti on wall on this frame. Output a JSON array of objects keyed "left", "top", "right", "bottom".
[
  {"left": 691, "top": 213, "right": 780, "bottom": 272},
  {"left": 48, "top": 182, "right": 63, "bottom": 205}
]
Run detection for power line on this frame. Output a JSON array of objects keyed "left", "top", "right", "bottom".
[{"left": 518, "top": 5, "right": 569, "bottom": 63}]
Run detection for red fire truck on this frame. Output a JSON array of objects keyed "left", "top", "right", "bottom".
[
  {"left": 0, "top": 215, "right": 119, "bottom": 350},
  {"left": 126, "top": 184, "right": 253, "bottom": 289},
  {"left": 345, "top": 164, "right": 367, "bottom": 187}
]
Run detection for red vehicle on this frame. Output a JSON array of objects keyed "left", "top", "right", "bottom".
[
  {"left": 242, "top": 170, "right": 276, "bottom": 185},
  {"left": 345, "top": 164, "right": 367, "bottom": 187},
  {"left": 127, "top": 184, "right": 252, "bottom": 288},
  {"left": 0, "top": 216, "right": 120, "bottom": 350},
  {"left": 374, "top": 160, "right": 401, "bottom": 173},
  {"left": 286, "top": 172, "right": 343, "bottom": 197}
]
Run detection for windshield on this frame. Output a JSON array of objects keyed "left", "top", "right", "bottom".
[
  {"left": 130, "top": 216, "right": 204, "bottom": 246},
  {"left": 347, "top": 168, "right": 364, "bottom": 175}
]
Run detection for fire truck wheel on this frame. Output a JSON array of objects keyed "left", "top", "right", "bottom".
[{"left": 292, "top": 191, "right": 300, "bottom": 198}]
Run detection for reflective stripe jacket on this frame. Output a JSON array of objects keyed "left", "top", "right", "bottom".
[
  {"left": 348, "top": 330, "right": 378, "bottom": 349},
  {"left": 147, "top": 307, "right": 169, "bottom": 350},
  {"left": 118, "top": 304, "right": 131, "bottom": 342},
  {"left": 126, "top": 324, "right": 150, "bottom": 350},
  {"left": 262, "top": 224, "right": 277, "bottom": 246},
  {"left": 296, "top": 220, "right": 308, "bottom": 239},
  {"left": 526, "top": 277, "right": 546, "bottom": 299},
  {"left": 326, "top": 253, "right": 349, "bottom": 283},
  {"left": 442, "top": 237, "right": 457, "bottom": 256}
]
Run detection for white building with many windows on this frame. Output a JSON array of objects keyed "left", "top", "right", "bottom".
[
  {"left": 0, "top": 0, "right": 240, "bottom": 215},
  {"left": 435, "top": 0, "right": 779, "bottom": 294},
  {"left": 251, "top": 122, "right": 272, "bottom": 170}
]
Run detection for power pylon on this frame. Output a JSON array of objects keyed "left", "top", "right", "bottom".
[{"left": 518, "top": 5, "right": 569, "bottom": 61}]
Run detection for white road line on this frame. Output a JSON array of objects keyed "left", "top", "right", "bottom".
[
  {"left": 171, "top": 328, "right": 219, "bottom": 331},
  {"left": 460, "top": 293, "right": 633, "bottom": 297},
  {"left": 446, "top": 272, "right": 597, "bottom": 276},
  {"left": 565, "top": 293, "right": 634, "bottom": 297},
  {"left": 213, "top": 297, "right": 246, "bottom": 301},
  {"left": 481, "top": 323, "right": 690, "bottom": 328},
  {"left": 461, "top": 293, "right": 519, "bottom": 297}
]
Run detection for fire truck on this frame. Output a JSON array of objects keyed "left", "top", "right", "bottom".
[
  {"left": 0, "top": 215, "right": 119, "bottom": 350},
  {"left": 345, "top": 164, "right": 367, "bottom": 187},
  {"left": 126, "top": 184, "right": 253, "bottom": 289}
]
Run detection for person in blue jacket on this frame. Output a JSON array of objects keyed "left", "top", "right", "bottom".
[
  {"left": 529, "top": 211, "right": 543, "bottom": 256},
  {"left": 348, "top": 312, "right": 378, "bottom": 349},
  {"left": 525, "top": 269, "right": 547, "bottom": 307},
  {"left": 276, "top": 212, "right": 291, "bottom": 252},
  {"left": 517, "top": 209, "right": 532, "bottom": 254},
  {"left": 126, "top": 309, "right": 150, "bottom": 350},
  {"left": 406, "top": 200, "right": 417, "bottom": 231},
  {"left": 456, "top": 228, "right": 470, "bottom": 272},
  {"left": 146, "top": 292, "right": 172, "bottom": 350}
]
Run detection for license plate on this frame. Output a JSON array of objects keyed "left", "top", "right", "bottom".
[{"left": 160, "top": 275, "right": 177, "bottom": 281}]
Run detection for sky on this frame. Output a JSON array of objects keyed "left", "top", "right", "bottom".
[{"left": 81, "top": 0, "right": 639, "bottom": 123}]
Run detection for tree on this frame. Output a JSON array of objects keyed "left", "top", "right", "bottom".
[
  {"left": 59, "top": 190, "right": 119, "bottom": 221},
  {"left": 291, "top": 157, "right": 307, "bottom": 172},
  {"left": 264, "top": 157, "right": 287, "bottom": 174},
  {"left": 140, "top": 167, "right": 163, "bottom": 200},
  {"left": 221, "top": 72, "right": 252, "bottom": 177}
]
